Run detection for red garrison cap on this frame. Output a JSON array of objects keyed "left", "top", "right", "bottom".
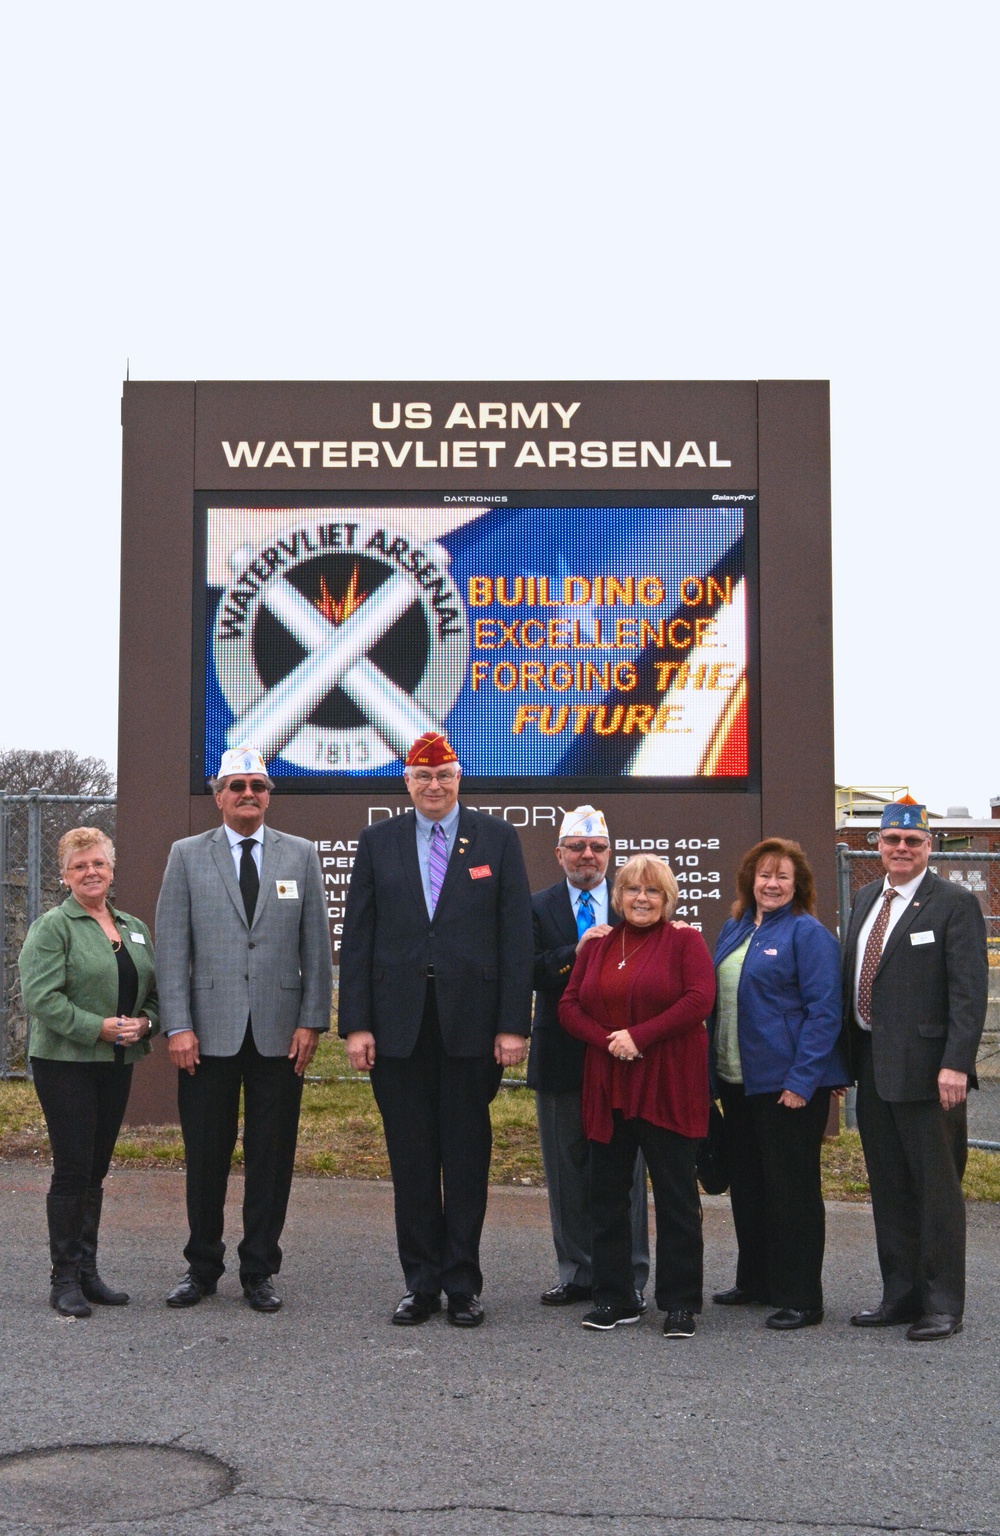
[{"left": 405, "top": 732, "right": 459, "bottom": 768}]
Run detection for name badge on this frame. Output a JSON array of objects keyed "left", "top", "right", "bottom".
[
  {"left": 910, "top": 930, "right": 935, "bottom": 946},
  {"left": 469, "top": 865, "right": 492, "bottom": 880},
  {"left": 129, "top": 932, "right": 146, "bottom": 945},
  {"left": 276, "top": 880, "right": 299, "bottom": 900}
]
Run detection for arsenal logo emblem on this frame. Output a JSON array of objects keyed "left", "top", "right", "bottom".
[{"left": 211, "top": 517, "right": 469, "bottom": 772}]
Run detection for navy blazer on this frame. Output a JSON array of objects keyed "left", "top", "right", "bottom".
[
  {"left": 527, "top": 877, "right": 612, "bottom": 1094},
  {"left": 840, "top": 870, "right": 988, "bottom": 1101},
  {"left": 338, "top": 806, "right": 534, "bottom": 1058}
]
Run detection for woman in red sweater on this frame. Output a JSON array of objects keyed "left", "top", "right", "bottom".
[{"left": 559, "top": 855, "right": 716, "bottom": 1337}]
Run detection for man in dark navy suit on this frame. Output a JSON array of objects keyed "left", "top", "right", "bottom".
[
  {"left": 841, "top": 796, "right": 987, "bottom": 1341},
  {"left": 339, "top": 733, "right": 533, "bottom": 1328},
  {"left": 529, "top": 805, "right": 649, "bottom": 1308}
]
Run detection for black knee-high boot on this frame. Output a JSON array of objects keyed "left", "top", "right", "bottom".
[
  {"left": 47, "top": 1193, "right": 92, "bottom": 1318},
  {"left": 79, "top": 1188, "right": 129, "bottom": 1306}
]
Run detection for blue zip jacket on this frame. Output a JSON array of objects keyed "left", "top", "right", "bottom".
[{"left": 710, "top": 903, "right": 848, "bottom": 1100}]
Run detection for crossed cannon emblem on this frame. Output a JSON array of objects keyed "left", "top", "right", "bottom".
[{"left": 212, "top": 522, "right": 469, "bottom": 771}]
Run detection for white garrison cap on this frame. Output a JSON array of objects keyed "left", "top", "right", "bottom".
[
  {"left": 559, "top": 805, "right": 609, "bottom": 841},
  {"left": 217, "top": 744, "right": 268, "bottom": 779}
]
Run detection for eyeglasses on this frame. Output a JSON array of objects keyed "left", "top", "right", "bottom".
[
  {"left": 409, "top": 771, "right": 459, "bottom": 786},
  {"left": 622, "top": 885, "right": 664, "bottom": 899},
  {"left": 226, "top": 779, "right": 270, "bottom": 795},
  {"left": 562, "top": 841, "right": 610, "bottom": 854},
  {"left": 880, "top": 833, "right": 927, "bottom": 848}
]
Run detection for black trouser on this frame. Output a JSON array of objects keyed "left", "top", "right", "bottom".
[
  {"left": 31, "top": 1058, "right": 133, "bottom": 1198},
  {"left": 855, "top": 1033, "right": 967, "bottom": 1317},
  {"left": 590, "top": 1111, "right": 703, "bottom": 1312},
  {"left": 717, "top": 1079, "right": 830, "bottom": 1311},
  {"left": 370, "top": 985, "right": 503, "bottom": 1298},
  {"left": 177, "top": 1024, "right": 303, "bottom": 1285}
]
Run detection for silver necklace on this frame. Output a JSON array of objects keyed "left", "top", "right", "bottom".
[{"left": 618, "top": 926, "right": 653, "bottom": 970}]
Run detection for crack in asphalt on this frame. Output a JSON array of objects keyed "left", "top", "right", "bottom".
[{"left": 227, "top": 1488, "right": 1000, "bottom": 1536}]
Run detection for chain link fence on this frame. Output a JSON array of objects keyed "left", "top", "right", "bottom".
[
  {"left": 3, "top": 811, "right": 998, "bottom": 1149},
  {"left": 0, "top": 792, "right": 116, "bottom": 1076},
  {"left": 836, "top": 845, "right": 1000, "bottom": 1151}
]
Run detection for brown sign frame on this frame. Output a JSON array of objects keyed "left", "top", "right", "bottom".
[{"left": 118, "top": 379, "right": 832, "bottom": 1122}]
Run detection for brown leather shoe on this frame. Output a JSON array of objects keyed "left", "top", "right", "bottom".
[
  {"left": 906, "top": 1313, "right": 963, "bottom": 1342},
  {"left": 850, "top": 1302, "right": 919, "bottom": 1327}
]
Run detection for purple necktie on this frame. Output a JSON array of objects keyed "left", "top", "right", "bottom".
[{"left": 428, "top": 822, "right": 449, "bottom": 911}]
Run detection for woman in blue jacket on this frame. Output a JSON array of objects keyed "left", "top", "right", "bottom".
[{"left": 710, "top": 838, "right": 847, "bottom": 1331}]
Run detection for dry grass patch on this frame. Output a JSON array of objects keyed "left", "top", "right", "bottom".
[{"left": 2, "top": 1044, "right": 998, "bottom": 1200}]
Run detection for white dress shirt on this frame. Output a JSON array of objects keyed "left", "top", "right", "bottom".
[
  {"left": 223, "top": 820, "right": 264, "bottom": 876},
  {"left": 853, "top": 870, "right": 925, "bottom": 1029}
]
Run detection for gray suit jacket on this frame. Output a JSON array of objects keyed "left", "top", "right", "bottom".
[
  {"left": 155, "top": 823, "right": 333, "bottom": 1056},
  {"left": 840, "top": 869, "right": 988, "bottom": 1101}
]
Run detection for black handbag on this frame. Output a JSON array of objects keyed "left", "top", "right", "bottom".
[{"left": 696, "top": 1099, "right": 730, "bottom": 1195}]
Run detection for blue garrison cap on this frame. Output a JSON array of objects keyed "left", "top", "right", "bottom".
[{"left": 880, "top": 796, "right": 929, "bottom": 833}]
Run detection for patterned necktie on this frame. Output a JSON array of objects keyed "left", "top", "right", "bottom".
[
  {"left": 576, "top": 889, "right": 595, "bottom": 940},
  {"left": 239, "top": 839, "right": 260, "bottom": 925},
  {"left": 857, "top": 887, "right": 897, "bottom": 1025},
  {"left": 428, "top": 822, "right": 449, "bottom": 912}
]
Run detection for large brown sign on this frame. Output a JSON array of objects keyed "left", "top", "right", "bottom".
[{"left": 118, "top": 379, "right": 832, "bottom": 1123}]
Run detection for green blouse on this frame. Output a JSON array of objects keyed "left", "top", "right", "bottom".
[
  {"left": 715, "top": 934, "right": 751, "bottom": 1085},
  {"left": 18, "top": 896, "right": 159, "bottom": 1063}
]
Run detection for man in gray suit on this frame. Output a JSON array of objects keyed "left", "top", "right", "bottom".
[
  {"left": 841, "top": 796, "right": 987, "bottom": 1341},
  {"left": 156, "top": 745, "right": 332, "bottom": 1312}
]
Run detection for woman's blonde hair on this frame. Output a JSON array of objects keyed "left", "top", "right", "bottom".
[
  {"left": 611, "top": 854, "right": 679, "bottom": 918},
  {"left": 58, "top": 826, "right": 116, "bottom": 875}
]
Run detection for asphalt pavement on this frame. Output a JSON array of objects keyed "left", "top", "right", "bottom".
[{"left": 1, "top": 1162, "right": 998, "bottom": 1536}]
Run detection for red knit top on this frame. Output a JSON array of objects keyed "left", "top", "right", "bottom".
[{"left": 558, "top": 921, "right": 716, "bottom": 1144}]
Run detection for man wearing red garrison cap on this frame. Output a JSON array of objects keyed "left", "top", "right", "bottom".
[{"left": 339, "top": 732, "right": 534, "bottom": 1327}]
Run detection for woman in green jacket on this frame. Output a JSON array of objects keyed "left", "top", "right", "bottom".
[{"left": 18, "top": 826, "right": 158, "bottom": 1317}]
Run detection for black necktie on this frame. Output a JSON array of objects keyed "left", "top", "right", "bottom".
[{"left": 239, "top": 839, "right": 259, "bottom": 925}]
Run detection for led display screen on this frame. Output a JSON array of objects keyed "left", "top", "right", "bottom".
[{"left": 197, "top": 494, "right": 756, "bottom": 789}]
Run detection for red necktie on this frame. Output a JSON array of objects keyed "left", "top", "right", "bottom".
[{"left": 857, "top": 888, "right": 897, "bottom": 1026}]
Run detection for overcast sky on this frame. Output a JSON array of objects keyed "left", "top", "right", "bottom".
[{"left": 3, "top": 1, "right": 996, "bottom": 814}]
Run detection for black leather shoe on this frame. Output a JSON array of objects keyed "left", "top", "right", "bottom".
[
  {"left": 243, "top": 1276, "right": 282, "bottom": 1312},
  {"left": 766, "top": 1307, "right": 823, "bottom": 1330},
  {"left": 712, "top": 1286, "right": 766, "bottom": 1306},
  {"left": 635, "top": 1291, "right": 648, "bottom": 1315},
  {"left": 540, "top": 1282, "right": 592, "bottom": 1306},
  {"left": 850, "top": 1302, "right": 919, "bottom": 1328},
  {"left": 906, "top": 1313, "right": 963, "bottom": 1341},
  {"left": 392, "top": 1290, "right": 441, "bottom": 1325},
  {"left": 662, "top": 1309, "right": 696, "bottom": 1338},
  {"left": 165, "top": 1273, "right": 217, "bottom": 1308},
  {"left": 447, "top": 1293, "right": 484, "bottom": 1327}
]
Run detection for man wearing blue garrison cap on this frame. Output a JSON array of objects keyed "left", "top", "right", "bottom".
[{"left": 839, "top": 796, "right": 987, "bottom": 1341}]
